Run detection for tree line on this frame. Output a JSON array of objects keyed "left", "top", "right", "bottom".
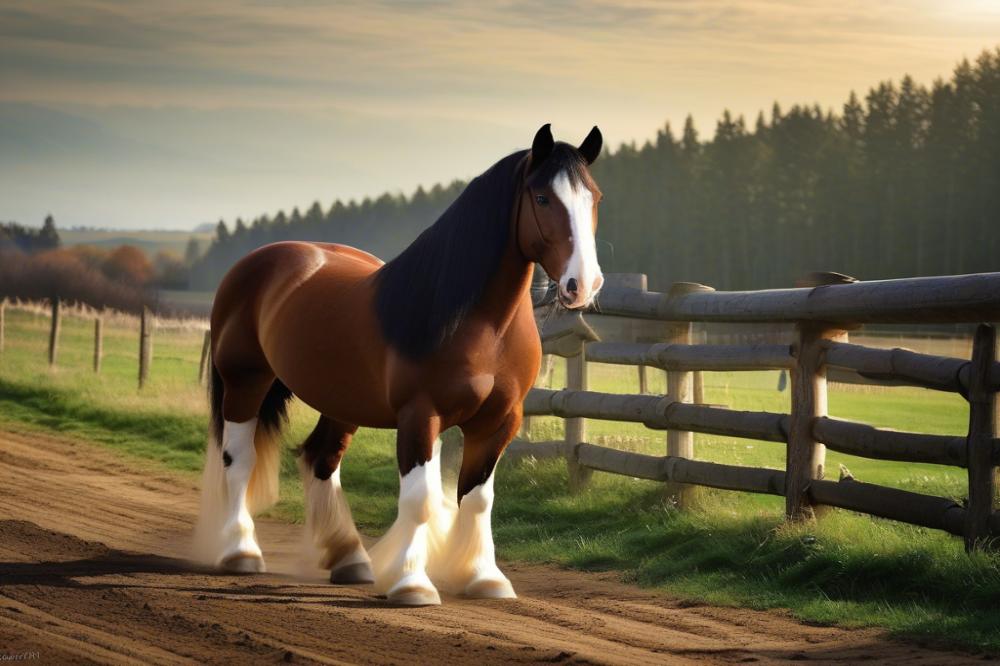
[
  {"left": 189, "top": 183, "right": 464, "bottom": 289},
  {"left": 0, "top": 215, "right": 60, "bottom": 254},
  {"left": 0, "top": 215, "right": 201, "bottom": 312},
  {"left": 190, "top": 47, "right": 1000, "bottom": 291}
]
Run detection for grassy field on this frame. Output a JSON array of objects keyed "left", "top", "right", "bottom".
[{"left": 1, "top": 305, "right": 998, "bottom": 652}]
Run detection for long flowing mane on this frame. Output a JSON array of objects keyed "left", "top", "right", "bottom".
[{"left": 374, "top": 150, "right": 529, "bottom": 359}]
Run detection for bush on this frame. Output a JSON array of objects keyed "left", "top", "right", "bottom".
[{"left": 0, "top": 247, "right": 153, "bottom": 312}]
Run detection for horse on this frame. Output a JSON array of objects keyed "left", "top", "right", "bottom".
[{"left": 195, "top": 123, "right": 605, "bottom": 606}]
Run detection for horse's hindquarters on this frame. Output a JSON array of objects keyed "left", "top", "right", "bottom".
[{"left": 250, "top": 245, "right": 396, "bottom": 427}]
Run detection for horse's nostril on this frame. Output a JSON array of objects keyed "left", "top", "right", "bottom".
[{"left": 567, "top": 278, "right": 578, "bottom": 294}]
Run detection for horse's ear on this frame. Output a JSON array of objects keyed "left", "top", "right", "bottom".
[
  {"left": 530, "top": 123, "right": 554, "bottom": 170},
  {"left": 578, "top": 126, "right": 602, "bottom": 164}
]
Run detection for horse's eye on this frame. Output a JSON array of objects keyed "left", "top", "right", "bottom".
[{"left": 535, "top": 194, "right": 549, "bottom": 206}]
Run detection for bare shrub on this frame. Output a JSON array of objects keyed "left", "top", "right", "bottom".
[{"left": 0, "top": 247, "right": 153, "bottom": 313}]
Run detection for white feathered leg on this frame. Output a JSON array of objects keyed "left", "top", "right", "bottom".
[
  {"left": 368, "top": 439, "right": 445, "bottom": 605},
  {"left": 434, "top": 473, "right": 514, "bottom": 598},
  {"left": 300, "top": 457, "right": 373, "bottom": 584},
  {"left": 215, "top": 418, "right": 265, "bottom": 572}
]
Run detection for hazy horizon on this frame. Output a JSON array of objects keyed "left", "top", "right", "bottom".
[{"left": 3, "top": 1, "right": 1000, "bottom": 231}]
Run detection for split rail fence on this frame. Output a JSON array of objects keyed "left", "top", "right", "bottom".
[{"left": 509, "top": 272, "right": 1000, "bottom": 552}]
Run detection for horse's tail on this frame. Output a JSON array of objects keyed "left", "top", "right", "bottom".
[{"left": 249, "top": 374, "right": 294, "bottom": 514}]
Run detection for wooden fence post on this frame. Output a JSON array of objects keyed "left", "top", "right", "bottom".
[
  {"left": 965, "top": 324, "right": 998, "bottom": 551},
  {"left": 785, "top": 323, "right": 838, "bottom": 519},
  {"left": 638, "top": 364, "right": 648, "bottom": 393},
  {"left": 0, "top": 298, "right": 6, "bottom": 355},
  {"left": 138, "top": 307, "right": 152, "bottom": 389},
  {"left": 93, "top": 317, "right": 103, "bottom": 373},
  {"left": 786, "top": 272, "right": 856, "bottom": 520},
  {"left": 665, "top": 321, "right": 695, "bottom": 505},
  {"left": 566, "top": 344, "right": 592, "bottom": 492},
  {"left": 198, "top": 329, "right": 211, "bottom": 386},
  {"left": 693, "top": 371, "right": 704, "bottom": 404},
  {"left": 663, "top": 282, "right": 712, "bottom": 507},
  {"left": 48, "top": 298, "right": 61, "bottom": 367},
  {"left": 519, "top": 353, "right": 555, "bottom": 439},
  {"left": 541, "top": 353, "right": 554, "bottom": 387}
]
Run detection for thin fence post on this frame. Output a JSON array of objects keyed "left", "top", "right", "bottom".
[
  {"left": 198, "top": 329, "right": 211, "bottom": 386},
  {"left": 638, "top": 364, "right": 648, "bottom": 393},
  {"left": 786, "top": 272, "right": 855, "bottom": 520},
  {"left": 48, "top": 298, "right": 61, "bottom": 367},
  {"left": 786, "top": 323, "right": 836, "bottom": 519},
  {"left": 693, "top": 371, "right": 704, "bottom": 404},
  {"left": 665, "top": 321, "right": 695, "bottom": 506},
  {"left": 566, "top": 344, "right": 592, "bottom": 492},
  {"left": 93, "top": 317, "right": 103, "bottom": 373},
  {"left": 519, "top": 352, "right": 551, "bottom": 439},
  {"left": 0, "top": 298, "right": 6, "bottom": 355},
  {"left": 965, "top": 323, "right": 998, "bottom": 551},
  {"left": 139, "top": 307, "right": 152, "bottom": 389},
  {"left": 663, "top": 282, "right": 712, "bottom": 506}
]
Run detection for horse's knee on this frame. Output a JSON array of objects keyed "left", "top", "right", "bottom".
[
  {"left": 459, "top": 476, "right": 494, "bottom": 514},
  {"left": 399, "top": 464, "right": 437, "bottom": 524}
]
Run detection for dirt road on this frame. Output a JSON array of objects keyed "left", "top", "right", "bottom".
[{"left": 0, "top": 429, "right": 982, "bottom": 664}]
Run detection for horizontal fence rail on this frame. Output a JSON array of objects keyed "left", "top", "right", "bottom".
[
  {"left": 513, "top": 271, "right": 1000, "bottom": 552},
  {"left": 524, "top": 387, "right": 790, "bottom": 442},
  {"left": 584, "top": 341, "right": 794, "bottom": 370},
  {"left": 592, "top": 272, "right": 1000, "bottom": 324},
  {"left": 823, "top": 341, "right": 1000, "bottom": 393}
]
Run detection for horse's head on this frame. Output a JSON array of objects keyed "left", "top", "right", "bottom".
[{"left": 518, "top": 124, "right": 604, "bottom": 310}]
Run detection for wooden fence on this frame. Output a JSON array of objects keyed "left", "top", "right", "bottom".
[
  {"left": 0, "top": 298, "right": 210, "bottom": 389},
  {"left": 509, "top": 272, "right": 1000, "bottom": 552},
  {"left": 5, "top": 275, "right": 1000, "bottom": 549}
]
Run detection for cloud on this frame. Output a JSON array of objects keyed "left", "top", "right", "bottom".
[{"left": 1, "top": 1, "right": 998, "bottom": 229}]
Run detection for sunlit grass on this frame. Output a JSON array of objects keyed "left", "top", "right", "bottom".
[{"left": 1, "top": 308, "right": 998, "bottom": 652}]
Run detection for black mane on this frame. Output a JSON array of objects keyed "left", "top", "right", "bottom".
[{"left": 374, "top": 150, "right": 529, "bottom": 359}]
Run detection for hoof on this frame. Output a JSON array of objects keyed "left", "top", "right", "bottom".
[
  {"left": 219, "top": 553, "right": 266, "bottom": 574},
  {"left": 387, "top": 574, "right": 441, "bottom": 606},
  {"left": 464, "top": 576, "right": 516, "bottom": 599},
  {"left": 330, "top": 561, "right": 375, "bottom": 585}
]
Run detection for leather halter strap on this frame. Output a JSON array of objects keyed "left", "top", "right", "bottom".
[{"left": 515, "top": 154, "right": 549, "bottom": 262}]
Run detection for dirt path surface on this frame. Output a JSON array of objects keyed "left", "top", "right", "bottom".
[{"left": 0, "top": 429, "right": 983, "bottom": 665}]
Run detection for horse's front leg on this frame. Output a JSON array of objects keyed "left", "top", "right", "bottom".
[
  {"left": 436, "top": 410, "right": 519, "bottom": 599},
  {"left": 368, "top": 404, "right": 443, "bottom": 606}
]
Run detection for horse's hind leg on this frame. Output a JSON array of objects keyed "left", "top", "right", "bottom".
[
  {"left": 299, "top": 416, "right": 373, "bottom": 584},
  {"left": 198, "top": 368, "right": 283, "bottom": 573}
]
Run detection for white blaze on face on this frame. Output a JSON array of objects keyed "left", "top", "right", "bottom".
[{"left": 551, "top": 171, "right": 603, "bottom": 308}]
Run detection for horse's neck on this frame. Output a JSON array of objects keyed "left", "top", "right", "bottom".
[{"left": 473, "top": 240, "right": 534, "bottom": 336}]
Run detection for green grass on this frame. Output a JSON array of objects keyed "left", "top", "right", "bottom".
[{"left": 1, "top": 306, "right": 998, "bottom": 653}]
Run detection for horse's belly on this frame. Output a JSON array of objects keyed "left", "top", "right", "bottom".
[{"left": 297, "top": 359, "right": 395, "bottom": 428}]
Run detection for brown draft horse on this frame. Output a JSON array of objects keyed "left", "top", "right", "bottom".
[{"left": 195, "top": 124, "right": 604, "bottom": 605}]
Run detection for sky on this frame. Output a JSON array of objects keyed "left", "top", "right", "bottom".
[{"left": 2, "top": 1, "right": 1000, "bottom": 231}]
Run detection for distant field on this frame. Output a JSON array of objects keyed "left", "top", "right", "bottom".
[
  {"left": 1, "top": 305, "right": 999, "bottom": 651},
  {"left": 59, "top": 228, "right": 215, "bottom": 258},
  {"left": 157, "top": 289, "right": 215, "bottom": 316}
]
